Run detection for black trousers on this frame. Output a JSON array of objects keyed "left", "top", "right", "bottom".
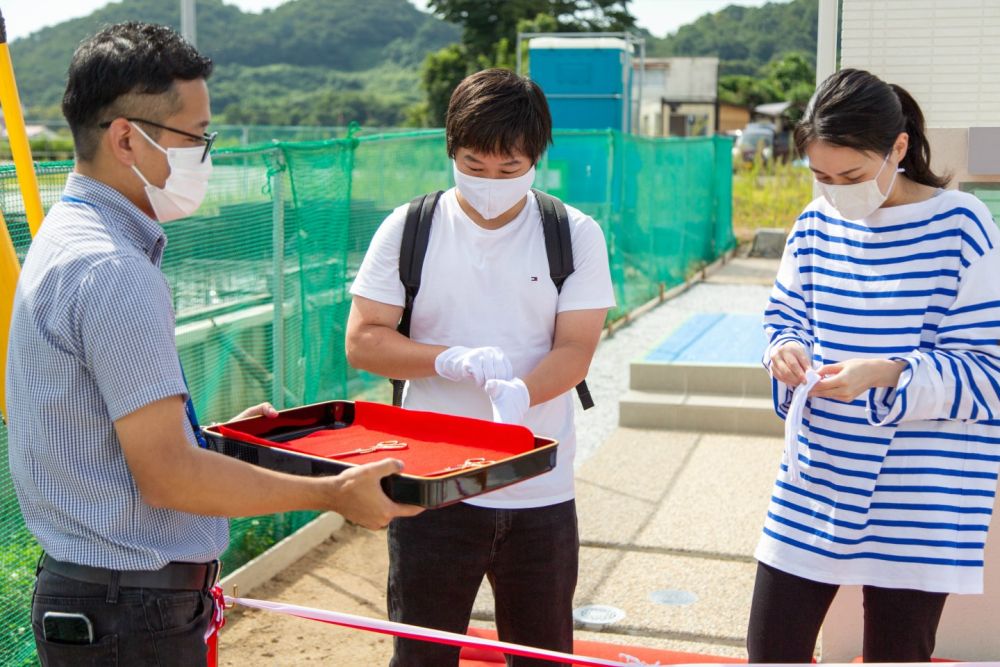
[
  {"left": 387, "top": 499, "right": 579, "bottom": 667},
  {"left": 747, "top": 561, "right": 949, "bottom": 663},
  {"left": 31, "top": 565, "right": 213, "bottom": 666}
]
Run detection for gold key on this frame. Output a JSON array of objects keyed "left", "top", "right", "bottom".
[
  {"left": 330, "top": 440, "right": 408, "bottom": 458},
  {"left": 424, "top": 457, "right": 496, "bottom": 476}
]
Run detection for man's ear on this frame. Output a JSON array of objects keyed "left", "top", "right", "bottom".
[{"left": 105, "top": 117, "right": 138, "bottom": 168}]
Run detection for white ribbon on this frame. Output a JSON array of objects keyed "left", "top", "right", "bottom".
[
  {"left": 222, "top": 596, "right": 986, "bottom": 667},
  {"left": 784, "top": 369, "right": 820, "bottom": 483},
  {"left": 226, "top": 596, "right": 643, "bottom": 666}
]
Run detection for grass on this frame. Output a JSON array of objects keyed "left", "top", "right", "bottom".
[{"left": 732, "top": 156, "right": 814, "bottom": 244}]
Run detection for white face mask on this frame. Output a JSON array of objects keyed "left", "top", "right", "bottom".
[
  {"left": 453, "top": 161, "right": 535, "bottom": 220},
  {"left": 816, "top": 153, "right": 903, "bottom": 220},
  {"left": 130, "top": 122, "right": 212, "bottom": 222}
]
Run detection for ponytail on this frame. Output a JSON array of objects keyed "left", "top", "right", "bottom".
[
  {"left": 795, "top": 69, "right": 950, "bottom": 188},
  {"left": 890, "top": 84, "right": 949, "bottom": 188}
]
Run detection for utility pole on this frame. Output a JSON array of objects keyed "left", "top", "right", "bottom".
[
  {"left": 181, "top": 0, "right": 196, "bottom": 48},
  {"left": 816, "top": 0, "right": 838, "bottom": 86}
]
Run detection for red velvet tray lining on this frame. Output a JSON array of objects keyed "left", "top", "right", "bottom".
[{"left": 215, "top": 401, "right": 538, "bottom": 477}]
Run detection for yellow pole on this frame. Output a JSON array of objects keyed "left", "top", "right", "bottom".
[
  {"left": 0, "top": 9, "right": 35, "bottom": 422},
  {"left": 0, "top": 207, "right": 18, "bottom": 422},
  {"left": 0, "top": 10, "right": 44, "bottom": 236}
]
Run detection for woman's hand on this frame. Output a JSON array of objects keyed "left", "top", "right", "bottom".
[
  {"left": 810, "top": 359, "right": 906, "bottom": 403},
  {"left": 769, "top": 341, "right": 811, "bottom": 386}
]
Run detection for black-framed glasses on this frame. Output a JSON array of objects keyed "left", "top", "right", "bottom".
[{"left": 99, "top": 117, "right": 217, "bottom": 163}]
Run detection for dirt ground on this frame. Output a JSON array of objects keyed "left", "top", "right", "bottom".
[
  {"left": 216, "top": 520, "right": 747, "bottom": 665},
  {"left": 218, "top": 524, "right": 397, "bottom": 665}
]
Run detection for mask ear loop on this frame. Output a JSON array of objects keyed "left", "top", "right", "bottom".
[
  {"left": 131, "top": 164, "right": 154, "bottom": 188},
  {"left": 875, "top": 152, "right": 906, "bottom": 199},
  {"left": 128, "top": 122, "right": 169, "bottom": 189},
  {"left": 130, "top": 122, "right": 168, "bottom": 155}
]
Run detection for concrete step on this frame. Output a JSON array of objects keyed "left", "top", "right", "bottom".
[
  {"left": 629, "top": 361, "right": 771, "bottom": 398},
  {"left": 619, "top": 389, "right": 783, "bottom": 437}
]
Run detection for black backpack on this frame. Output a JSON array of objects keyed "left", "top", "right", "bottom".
[{"left": 391, "top": 188, "right": 594, "bottom": 411}]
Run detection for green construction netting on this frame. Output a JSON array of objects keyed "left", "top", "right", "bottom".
[{"left": 0, "top": 128, "right": 732, "bottom": 665}]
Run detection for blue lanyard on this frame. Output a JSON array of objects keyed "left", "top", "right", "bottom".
[
  {"left": 180, "top": 369, "right": 210, "bottom": 449},
  {"left": 61, "top": 193, "right": 209, "bottom": 449},
  {"left": 61, "top": 194, "right": 93, "bottom": 206}
]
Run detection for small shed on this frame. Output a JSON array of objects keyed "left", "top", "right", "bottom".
[{"left": 523, "top": 34, "right": 642, "bottom": 133}]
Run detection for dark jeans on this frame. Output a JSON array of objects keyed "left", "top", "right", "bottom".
[
  {"left": 31, "top": 565, "right": 213, "bottom": 666},
  {"left": 388, "top": 499, "right": 579, "bottom": 667},
  {"left": 747, "top": 561, "right": 949, "bottom": 663}
]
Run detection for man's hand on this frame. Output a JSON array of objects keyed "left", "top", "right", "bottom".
[
  {"left": 323, "top": 459, "right": 423, "bottom": 529},
  {"left": 810, "top": 358, "right": 906, "bottom": 403},
  {"left": 435, "top": 346, "right": 514, "bottom": 387},
  {"left": 116, "top": 395, "right": 424, "bottom": 523},
  {"left": 230, "top": 402, "right": 279, "bottom": 421},
  {"left": 485, "top": 377, "right": 530, "bottom": 424},
  {"left": 769, "top": 341, "right": 811, "bottom": 386}
]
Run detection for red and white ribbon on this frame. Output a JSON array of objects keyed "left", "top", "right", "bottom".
[
  {"left": 226, "top": 596, "right": 643, "bottom": 666},
  {"left": 205, "top": 586, "right": 228, "bottom": 667}
]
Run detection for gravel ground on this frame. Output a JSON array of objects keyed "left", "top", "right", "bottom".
[{"left": 573, "top": 277, "right": 773, "bottom": 466}]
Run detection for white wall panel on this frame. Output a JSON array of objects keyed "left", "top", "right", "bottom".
[{"left": 841, "top": 0, "right": 1000, "bottom": 128}]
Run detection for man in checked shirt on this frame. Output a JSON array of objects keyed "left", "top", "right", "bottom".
[{"left": 5, "top": 22, "right": 420, "bottom": 666}]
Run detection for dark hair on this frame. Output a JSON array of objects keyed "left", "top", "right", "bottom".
[
  {"left": 62, "top": 22, "right": 213, "bottom": 161},
  {"left": 446, "top": 68, "right": 552, "bottom": 164},
  {"left": 794, "top": 69, "right": 948, "bottom": 188}
]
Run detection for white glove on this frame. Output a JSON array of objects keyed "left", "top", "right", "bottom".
[
  {"left": 434, "top": 346, "right": 514, "bottom": 387},
  {"left": 485, "top": 377, "right": 530, "bottom": 425}
]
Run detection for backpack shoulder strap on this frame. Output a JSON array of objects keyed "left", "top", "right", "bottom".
[
  {"left": 532, "top": 189, "right": 595, "bottom": 410},
  {"left": 398, "top": 190, "right": 442, "bottom": 334},
  {"left": 533, "top": 188, "right": 574, "bottom": 292},
  {"left": 392, "top": 190, "right": 443, "bottom": 406}
]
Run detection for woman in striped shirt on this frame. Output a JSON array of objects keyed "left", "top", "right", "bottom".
[{"left": 749, "top": 69, "right": 1000, "bottom": 661}]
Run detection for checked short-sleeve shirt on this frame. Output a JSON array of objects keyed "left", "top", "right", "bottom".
[{"left": 6, "top": 173, "right": 228, "bottom": 570}]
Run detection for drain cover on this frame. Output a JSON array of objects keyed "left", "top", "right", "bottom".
[
  {"left": 649, "top": 589, "right": 698, "bottom": 606},
  {"left": 572, "top": 604, "right": 626, "bottom": 628}
]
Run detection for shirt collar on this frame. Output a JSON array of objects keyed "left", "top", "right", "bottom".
[{"left": 63, "top": 172, "right": 167, "bottom": 263}]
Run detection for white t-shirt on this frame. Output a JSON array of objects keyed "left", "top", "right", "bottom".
[{"left": 349, "top": 188, "right": 615, "bottom": 509}]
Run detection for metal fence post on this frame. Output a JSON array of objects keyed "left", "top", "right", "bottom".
[{"left": 270, "top": 158, "right": 286, "bottom": 410}]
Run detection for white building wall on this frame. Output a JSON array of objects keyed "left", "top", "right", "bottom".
[
  {"left": 841, "top": 0, "right": 1000, "bottom": 129},
  {"left": 636, "top": 57, "right": 719, "bottom": 137}
]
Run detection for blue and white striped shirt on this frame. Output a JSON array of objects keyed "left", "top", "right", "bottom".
[
  {"left": 759, "top": 189, "right": 1000, "bottom": 594},
  {"left": 6, "top": 173, "right": 228, "bottom": 570}
]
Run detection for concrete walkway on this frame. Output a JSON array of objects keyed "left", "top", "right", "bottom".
[{"left": 219, "top": 257, "right": 786, "bottom": 663}]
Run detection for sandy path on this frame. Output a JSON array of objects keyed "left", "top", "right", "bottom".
[{"left": 219, "top": 524, "right": 395, "bottom": 665}]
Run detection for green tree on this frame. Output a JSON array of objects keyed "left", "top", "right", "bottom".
[
  {"left": 718, "top": 74, "right": 782, "bottom": 110},
  {"left": 646, "top": 0, "right": 817, "bottom": 77},
  {"left": 427, "top": 0, "right": 634, "bottom": 61},
  {"left": 762, "top": 52, "right": 813, "bottom": 96},
  {"left": 719, "top": 51, "right": 815, "bottom": 122},
  {"left": 419, "top": 44, "right": 472, "bottom": 127},
  {"left": 11, "top": 0, "right": 459, "bottom": 128},
  {"left": 762, "top": 52, "right": 815, "bottom": 121}
]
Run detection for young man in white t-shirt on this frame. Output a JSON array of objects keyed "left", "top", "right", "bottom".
[{"left": 346, "top": 68, "right": 615, "bottom": 666}]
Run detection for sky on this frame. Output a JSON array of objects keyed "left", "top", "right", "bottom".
[{"left": 3, "top": 0, "right": 777, "bottom": 42}]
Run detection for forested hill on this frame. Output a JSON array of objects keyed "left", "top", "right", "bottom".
[
  {"left": 10, "top": 0, "right": 459, "bottom": 124},
  {"left": 646, "top": 0, "right": 817, "bottom": 76},
  {"left": 11, "top": 0, "right": 816, "bottom": 127}
]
